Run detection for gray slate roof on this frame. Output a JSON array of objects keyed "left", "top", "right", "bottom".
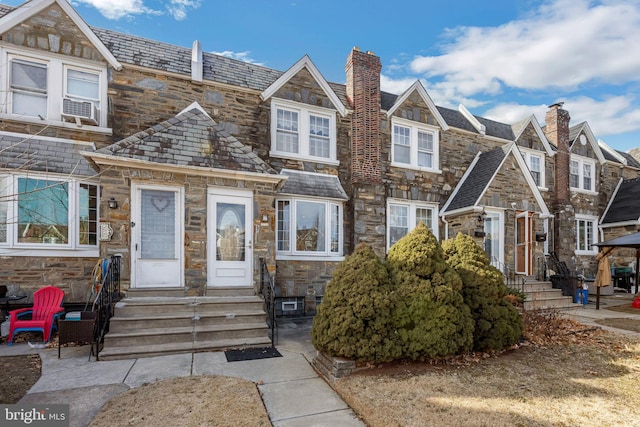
[
  {"left": 278, "top": 169, "right": 348, "bottom": 200},
  {"left": 0, "top": 134, "right": 96, "bottom": 176},
  {"left": 601, "top": 177, "right": 640, "bottom": 224},
  {"left": 97, "top": 108, "right": 277, "bottom": 175},
  {"left": 444, "top": 145, "right": 509, "bottom": 212}
]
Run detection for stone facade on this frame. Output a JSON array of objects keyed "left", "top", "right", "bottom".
[{"left": 0, "top": 1, "right": 639, "bottom": 302}]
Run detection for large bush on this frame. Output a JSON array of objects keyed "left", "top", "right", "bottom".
[
  {"left": 311, "top": 243, "right": 399, "bottom": 362},
  {"left": 442, "top": 232, "right": 523, "bottom": 351},
  {"left": 387, "top": 224, "right": 474, "bottom": 360}
]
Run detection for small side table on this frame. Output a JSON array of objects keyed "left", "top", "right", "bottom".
[
  {"left": 58, "top": 311, "right": 97, "bottom": 360},
  {"left": 0, "top": 295, "right": 27, "bottom": 321}
]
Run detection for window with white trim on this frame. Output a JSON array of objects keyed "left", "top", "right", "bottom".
[
  {"left": 391, "top": 117, "right": 440, "bottom": 171},
  {"left": 276, "top": 198, "right": 342, "bottom": 256},
  {"left": 521, "top": 150, "right": 545, "bottom": 187},
  {"left": 0, "top": 175, "right": 98, "bottom": 250},
  {"left": 575, "top": 215, "right": 597, "bottom": 254},
  {"left": 10, "top": 58, "right": 48, "bottom": 118},
  {"left": 3, "top": 52, "right": 106, "bottom": 127},
  {"left": 570, "top": 157, "right": 596, "bottom": 192},
  {"left": 387, "top": 200, "right": 438, "bottom": 248},
  {"left": 270, "top": 99, "right": 336, "bottom": 162}
]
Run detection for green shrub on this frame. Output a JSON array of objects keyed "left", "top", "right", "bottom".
[
  {"left": 387, "top": 224, "right": 474, "bottom": 360},
  {"left": 311, "top": 243, "right": 399, "bottom": 362},
  {"left": 442, "top": 233, "right": 524, "bottom": 351}
]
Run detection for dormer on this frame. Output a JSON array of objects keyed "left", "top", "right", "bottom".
[{"left": 261, "top": 55, "right": 347, "bottom": 165}]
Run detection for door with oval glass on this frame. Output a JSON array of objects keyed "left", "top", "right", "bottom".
[{"left": 208, "top": 188, "right": 253, "bottom": 287}]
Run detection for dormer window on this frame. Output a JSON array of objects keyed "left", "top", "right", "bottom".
[
  {"left": 270, "top": 99, "right": 337, "bottom": 163},
  {"left": 10, "top": 59, "right": 48, "bottom": 118},
  {"left": 570, "top": 156, "right": 596, "bottom": 193},
  {"left": 2, "top": 52, "right": 107, "bottom": 129},
  {"left": 391, "top": 117, "right": 440, "bottom": 172}
]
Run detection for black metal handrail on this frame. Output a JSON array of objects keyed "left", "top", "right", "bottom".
[
  {"left": 491, "top": 257, "right": 518, "bottom": 289},
  {"left": 260, "top": 258, "right": 277, "bottom": 346},
  {"left": 93, "top": 254, "right": 122, "bottom": 360}
]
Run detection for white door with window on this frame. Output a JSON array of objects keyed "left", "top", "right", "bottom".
[
  {"left": 132, "top": 184, "right": 183, "bottom": 288},
  {"left": 483, "top": 210, "right": 504, "bottom": 270},
  {"left": 208, "top": 188, "right": 253, "bottom": 287}
]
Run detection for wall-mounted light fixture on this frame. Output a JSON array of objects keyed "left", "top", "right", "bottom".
[{"left": 108, "top": 197, "right": 118, "bottom": 209}]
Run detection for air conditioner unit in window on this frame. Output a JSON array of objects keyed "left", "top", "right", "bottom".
[{"left": 62, "top": 98, "right": 98, "bottom": 125}]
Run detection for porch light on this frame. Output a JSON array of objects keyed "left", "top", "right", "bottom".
[{"left": 108, "top": 197, "right": 118, "bottom": 209}]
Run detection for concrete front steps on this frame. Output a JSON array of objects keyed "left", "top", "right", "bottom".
[
  {"left": 98, "top": 287, "right": 271, "bottom": 360},
  {"left": 519, "top": 279, "right": 575, "bottom": 310}
]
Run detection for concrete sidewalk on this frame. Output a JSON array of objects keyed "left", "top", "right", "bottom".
[
  {"left": 1, "top": 317, "right": 364, "bottom": 427},
  {"left": 561, "top": 292, "right": 640, "bottom": 339}
]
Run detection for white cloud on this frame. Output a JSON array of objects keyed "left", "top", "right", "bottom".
[
  {"left": 73, "top": 0, "right": 201, "bottom": 20},
  {"left": 166, "top": 0, "right": 201, "bottom": 20},
  {"left": 380, "top": 74, "right": 415, "bottom": 95},
  {"left": 409, "top": 0, "right": 640, "bottom": 100},
  {"left": 484, "top": 95, "right": 640, "bottom": 138},
  {"left": 72, "top": 0, "right": 160, "bottom": 20},
  {"left": 211, "top": 50, "right": 264, "bottom": 66}
]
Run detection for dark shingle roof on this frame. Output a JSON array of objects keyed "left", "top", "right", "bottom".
[
  {"left": 278, "top": 169, "right": 348, "bottom": 200},
  {"left": 0, "top": 134, "right": 96, "bottom": 176},
  {"left": 618, "top": 151, "right": 640, "bottom": 169},
  {"left": 445, "top": 145, "right": 509, "bottom": 212},
  {"left": 97, "top": 108, "right": 277, "bottom": 175},
  {"left": 601, "top": 177, "right": 640, "bottom": 224}
]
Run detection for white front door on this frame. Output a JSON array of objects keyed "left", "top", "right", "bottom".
[
  {"left": 132, "top": 184, "right": 183, "bottom": 288},
  {"left": 208, "top": 188, "right": 253, "bottom": 287},
  {"left": 483, "top": 210, "right": 504, "bottom": 270}
]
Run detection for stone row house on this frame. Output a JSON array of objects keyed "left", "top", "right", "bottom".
[{"left": 1, "top": 0, "right": 639, "bottom": 312}]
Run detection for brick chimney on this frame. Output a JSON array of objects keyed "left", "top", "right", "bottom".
[
  {"left": 544, "top": 102, "right": 571, "bottom": 205},
  {"left": 345, "top": 47, "right": 382, "bottom": 184}
]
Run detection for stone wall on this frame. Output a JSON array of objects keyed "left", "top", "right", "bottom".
[{"left": 99, "top": 165, "right": 278, "bottom": 295}]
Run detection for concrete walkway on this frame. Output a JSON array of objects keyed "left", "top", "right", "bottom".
[
  {"left": 561, "top": 292, "right": 640, "bottom": 339},
  {"left": 1, "top": 317, "right": 364, "bottom": 427}
]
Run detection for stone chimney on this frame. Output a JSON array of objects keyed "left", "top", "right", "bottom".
[
  {"left": 545, "top": 102, "right": 571, "bottom": 205},
  {"left": 345, "top": 47, "right": 382, "bottom": 184}
]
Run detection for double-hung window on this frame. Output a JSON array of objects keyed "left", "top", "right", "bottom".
[
  {"left": 575, "top": 215, "right": 597, "bottom": 254},
  {"left": 521, "top": 149, "right": 545, "bottom": 188},
  {"left": 570, "top": 157, "right": 596, "bottom": 192},
  {"left": 3, "top": 53, "right": 106, "bottom": 127},
  {"left": 276, "top": 198, "right": 342, "bottom": 257},
  {"left": 271, "top": 99, "right": 336, "bottom": 163},
  {"left": 0, "top": 175, "right": 98, "bottom": 254},
  {"left": 10, "top": 58, "right": 48, "bottom": 118},
  {"left": 391, "top": 118, "right": 439, "bottom": 171},
  {"left": 387, "top": 200, "right": 438, "bottom": 249}
]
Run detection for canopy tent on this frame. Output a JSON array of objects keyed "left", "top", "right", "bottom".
[{"left": 593, "top": 231, "right": 640, "bottom": 309}]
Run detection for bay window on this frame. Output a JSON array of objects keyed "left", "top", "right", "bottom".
[
  {"left": 387, "top": 200, "right": 438, "bottom": 248},
  {"left": 0, "top": 175, "right": 98, "bottom": 253},
  {"left": 276, "top": 198, "right": 342, "bottom": 257}
]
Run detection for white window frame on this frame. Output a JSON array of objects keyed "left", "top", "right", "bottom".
[
  {"left": 391, "top": 117, "right": 441, "bottom": 173},
  {"left": 276, "top": 196, "right": 343, "bottom": 260},
  {"left": 569, "top": 155, "right": 596, "bottom": 194},
  {"left": 270, "top": 99, "right": 338, "bottom": 164},
  {"left": 64, "top": 65, "right": 101, "bottom": 111},
  {"left": 0, "top": 174, "right": 99, "bottom": 257},
  {"left": 8, "top": 57, "right": 48, "bottom": 119},
  {"left": 575, "top": 214, "right": 598, "bottom": 255},
  {"left": 0, "top": 48, "right": 109, "bottom": 131},
  {"left": 520, "top": 148, "right": 546, "bottom": 190},
  {"left": 387, "top": 199, "right": 439, "bottom": 250}
]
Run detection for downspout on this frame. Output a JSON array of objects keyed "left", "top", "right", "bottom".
[{"left": 442, "top": 215, "right": 449, "bottom": 240}]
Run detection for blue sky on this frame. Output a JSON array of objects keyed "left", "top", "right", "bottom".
[{"left": 5, "top": 0, "right": 640, "bottom": 152}]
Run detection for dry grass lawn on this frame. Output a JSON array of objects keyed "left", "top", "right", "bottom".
[
  {"left": 89, "top": 376, "right": 270, "bottom": 427},
  {"left": 333, "top": 312, "right": 640, "bottom": 427}
]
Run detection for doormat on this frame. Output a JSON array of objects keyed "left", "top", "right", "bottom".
[{"left": 225, "top": 347, "right": 282, "bottom": 362}]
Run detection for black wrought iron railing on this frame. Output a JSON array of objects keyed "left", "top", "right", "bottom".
[
  {"left": 260, "top": 258, "right": 277, "bottom": 346},
  {"left": 93, "top": 254, "right": 122, "bottom": 360}
]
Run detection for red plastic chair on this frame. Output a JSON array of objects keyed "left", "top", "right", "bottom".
[{"left": 7, "top": 286, "right": 65, "bottom": 345}]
